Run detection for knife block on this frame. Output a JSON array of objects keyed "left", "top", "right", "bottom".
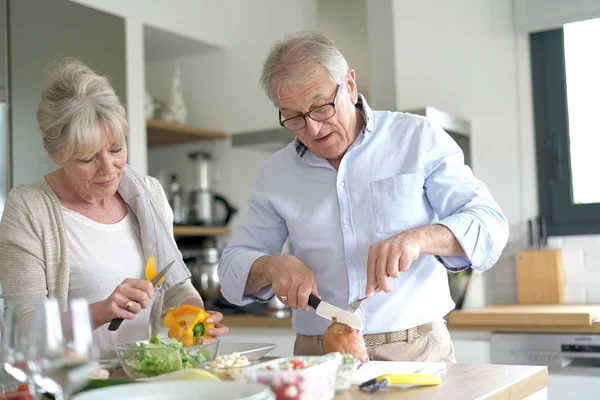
[{"left": 515, "top": 249, "right": 565, "bottom": 304}]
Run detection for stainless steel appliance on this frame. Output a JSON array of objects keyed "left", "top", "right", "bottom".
[
  {"left": 491, "top": 332, "right": 600, "bottom": 373},
  {"left": 187, "top": 151, "right": 237, "bottom": 226},
  {"left": 265, "top": 296, "right": 291, "bottom": 319},
  {"left": 188, "top": 236, "right": 221, "bottom": 305}
]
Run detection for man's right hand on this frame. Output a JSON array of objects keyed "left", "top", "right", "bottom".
[{"left": 265, "top": 254, "right": 319, "bottom": 311}]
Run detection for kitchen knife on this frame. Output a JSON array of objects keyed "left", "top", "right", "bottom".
[
  {"left": 308, "top": 293, "right": 363, "bottom": 331},
  {"left": 527, "top": 218, "right": 535, "bottom": 248},
  {"left": 108, "top": 260, "right": 176, "bottom": 331},
  {"left": 538, "top": 216, "right": 548, "bottom": 248}
]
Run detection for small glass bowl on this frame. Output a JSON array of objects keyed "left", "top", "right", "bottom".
[
  {"left": 334, "top": 353, "right": 360, "bottom": 392},
  {"left": 199, "top": 362, "right": 251, "bottom": 381}
]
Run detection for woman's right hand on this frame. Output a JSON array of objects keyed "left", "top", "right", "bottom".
[{"left": 91, "top": 278, "right": 155, "bottom": 328}]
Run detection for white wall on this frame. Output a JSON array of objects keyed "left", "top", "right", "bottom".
[
  {"left": 70, "top": 0, "right": 237, "bottom": 48},
  {"left": 317, "top": 0, "right": 369, "bottom": 96}
]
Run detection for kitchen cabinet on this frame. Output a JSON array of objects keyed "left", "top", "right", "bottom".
[
  {"left": 146, "top": 120, "right": 230, "bottom": 237},
  {"left": 548, "top": 375, "right": 600, "bottom": 400},
  {"left": 451, "top": 338, "right": 491, "bottom": 364}
]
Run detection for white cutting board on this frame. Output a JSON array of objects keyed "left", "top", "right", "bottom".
[{"left": 352, "top": 361, "right": 447, "bottom": 386}]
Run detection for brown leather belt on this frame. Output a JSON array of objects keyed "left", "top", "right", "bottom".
[{"left": 362, "top": 322, "right": 435, "bottom": 346}]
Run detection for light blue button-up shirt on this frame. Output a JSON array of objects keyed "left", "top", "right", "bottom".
[{"left": 218, "top": 95, "right": 508, "bottom": 336}]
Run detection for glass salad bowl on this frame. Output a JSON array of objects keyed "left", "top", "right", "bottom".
[{"left": 115, "top": 335, "right": 219, "bottom": 380}]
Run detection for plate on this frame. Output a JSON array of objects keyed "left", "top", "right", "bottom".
[
  {"left": 72, "top": 380, "right": 275, "bottom": 400},
  {"left": 217, "top": 343, "right": 276, "bottom": 361}
]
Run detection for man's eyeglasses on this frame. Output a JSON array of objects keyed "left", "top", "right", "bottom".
[{"left": 279, "top": 84, "right": 340, "bottom": 131}]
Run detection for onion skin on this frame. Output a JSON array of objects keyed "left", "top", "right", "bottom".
[{"left": 322, "top": 318, "right": 369, "bottom": 366}]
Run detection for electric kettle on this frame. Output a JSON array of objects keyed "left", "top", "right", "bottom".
[{"left": 187, "top": 151, "right": 237, "bottom": 226}]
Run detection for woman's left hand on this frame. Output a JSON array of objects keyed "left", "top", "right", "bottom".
[{"left": 202, "top": 310, "right": 229, "bottom": 344}]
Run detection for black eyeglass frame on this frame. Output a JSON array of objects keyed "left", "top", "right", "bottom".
[{"left": 278, "top": 84, "right": 341, "bottom": 131}]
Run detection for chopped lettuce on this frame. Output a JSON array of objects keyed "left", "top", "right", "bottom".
[{"left": 124, "top": 334, "right": 213, "bottom": 377}]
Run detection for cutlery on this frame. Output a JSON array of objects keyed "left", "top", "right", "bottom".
[
  {"left": 346, "top": 296, "right": 368, "bottom": 314},
  {"left": 108, "top": 260, "right": 175, "bottom": 331},
  {"left": 308, "top": 293, "right": 363, "bottom": 331},
  {"left": 346, "top": 282, "right": 384, "bottom": 314}
]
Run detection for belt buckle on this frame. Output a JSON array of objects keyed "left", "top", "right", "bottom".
[{"left": 417, "top": 322, "right": 433, "bottom": 335}]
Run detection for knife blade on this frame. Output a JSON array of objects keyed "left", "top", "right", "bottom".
[
  {"left": 308, "top": 293, "right": 363, "bottom": 331},
  {"left": 108, "top": 260, "right": 176, "bottom": 331}
]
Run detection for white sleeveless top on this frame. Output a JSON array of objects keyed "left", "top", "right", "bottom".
[{"left": 62, "top": 206, "right": 153, "bottom": 358}]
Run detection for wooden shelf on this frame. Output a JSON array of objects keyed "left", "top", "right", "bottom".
[
  {"left": 173, "top": 225, "right": 231, "bottom": 237},
  {"left": 146, "top": 119, "right": 228, "bottom": 148}
]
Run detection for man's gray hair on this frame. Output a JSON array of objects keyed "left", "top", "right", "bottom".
[
  {"left": 36, "top": 58, "right": 129, "bottom": 163},
  {"left": 259, "top": 30, "right": 349, "bottom": 104}
]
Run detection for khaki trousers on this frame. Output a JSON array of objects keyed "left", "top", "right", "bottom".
[{"left": 293, "top": 319, "right": 456, "bottom": 363}]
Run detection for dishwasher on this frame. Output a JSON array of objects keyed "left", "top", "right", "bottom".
[{"left": 491, "top": 333, "right": 600, "bottom": 400}]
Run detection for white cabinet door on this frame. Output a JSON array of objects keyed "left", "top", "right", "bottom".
[
  {"left": 451, "top": 339, "right": 491, "bottom": 364},
  {"left": 548, "top": 374, "right": 600, "bottom": 400}
]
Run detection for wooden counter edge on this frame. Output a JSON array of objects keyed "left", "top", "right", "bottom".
[
  {"left": 447, "top": 322, "right": 600, "bottom": 334},
  {"left": 486, "top": 366, "right": 548, "bottom": 400},
  {"left": 222, "top": 313, "right": 600, "bottom": 334},
  {"left": 223, "top": 315, "right": 293, "bottom": 328}
]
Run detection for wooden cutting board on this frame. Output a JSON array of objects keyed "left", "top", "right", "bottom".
[{"left": 448, "top": 304, "right": 600, "bottom": 327}]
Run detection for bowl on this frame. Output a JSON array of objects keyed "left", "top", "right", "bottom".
[
  {"left": 244, "top": 354, "right": 342, "bottom": 400},
  {"left": 199, "top": 352, "right": 254, "bottom": 381},
  {"left": 200, "top": 363, "right": 251, "bottom": 381},
  {"left": 115, "top": 336, "right": 219, "bottom": 380}
]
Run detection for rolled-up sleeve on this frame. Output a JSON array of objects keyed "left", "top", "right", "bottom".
[
  {"left": 423, "top": 121, "right": 509, "bottom": 272},
  {"left": 218, "top": 168, "right": 288, "bottom": 305}
]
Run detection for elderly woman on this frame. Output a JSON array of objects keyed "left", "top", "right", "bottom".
[{"left": 0, "top": 59, "right": 228, "bottom": 357}]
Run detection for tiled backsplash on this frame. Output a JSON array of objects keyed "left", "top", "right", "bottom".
[
  {"left": 477, "top": 232, "right": 600, "bottom": 307},
  {"left": 548, "top": 235, "right": 600, "bottom": 303}
]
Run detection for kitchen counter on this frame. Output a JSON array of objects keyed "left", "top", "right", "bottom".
[
  {"left": 337, "top": 363, "right": 548, "bottom": 400},
  {"left": 447, "top": 304, "right": 600, "bottom": 334},
  {"left": 108, "top": 362, "right": 547, "bottom": 399},
  {"left": 224, "top": 304, "right": 600, "bottom": 334},
  {"left": 223, "top": 314, "right": 293, "bottom": 328}
]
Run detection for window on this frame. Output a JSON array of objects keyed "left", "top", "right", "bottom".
[{"left": 530, "top": 18, "right": 600, "bottom": 236}]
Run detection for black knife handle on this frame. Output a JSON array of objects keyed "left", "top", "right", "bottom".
[
  {"left": 308, "top": 294, "right": 321, "bottom": 310},
  {"left": 108, "top": 317, "right": 124, "bottom": 331}
]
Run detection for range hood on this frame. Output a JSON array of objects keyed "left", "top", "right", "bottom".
[
  {"left": 231, "top": 106, "right": 471, "bottom": 154},
  {"left": 231, "top": 126, "right": 295, "bottom": 153}
]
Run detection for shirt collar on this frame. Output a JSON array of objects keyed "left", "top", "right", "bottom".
[{"left": 293, "top": 93, "right": 374, "bottom": 158}]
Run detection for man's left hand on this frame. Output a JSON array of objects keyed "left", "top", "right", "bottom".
[{"left": 365, "top": 231, "right": 421, "bottom": 297}]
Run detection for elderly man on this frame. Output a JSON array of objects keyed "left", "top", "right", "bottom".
[{"left": 218, "top": 31, "right": 508, "bottom": 362}]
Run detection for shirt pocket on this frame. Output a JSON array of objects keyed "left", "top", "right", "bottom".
[{"left": 370, "top": 173, "right": 428, "bottom": 233}]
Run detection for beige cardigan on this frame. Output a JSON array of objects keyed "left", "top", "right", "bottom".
[{"left": 0, "top": 174, "right": 201, "bottom": 330}]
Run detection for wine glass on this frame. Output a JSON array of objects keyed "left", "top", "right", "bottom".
[
  {"left": 27, "top": 298, "right": 96, "bottom": 400},
  {"left": 1, "top": 299, "right": 37, "bottom": 387}
]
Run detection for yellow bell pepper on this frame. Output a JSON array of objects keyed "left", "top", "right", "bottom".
[
  {"left": 163, "top": 305, "right": 214, "bottom": 346},
  {"left": 145, "top": 256, "right": 165, "bottom": 284}
]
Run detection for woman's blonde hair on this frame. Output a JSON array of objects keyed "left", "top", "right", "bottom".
[{"left": 36, "top": 58, "right": 128, "bottom": 163}]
